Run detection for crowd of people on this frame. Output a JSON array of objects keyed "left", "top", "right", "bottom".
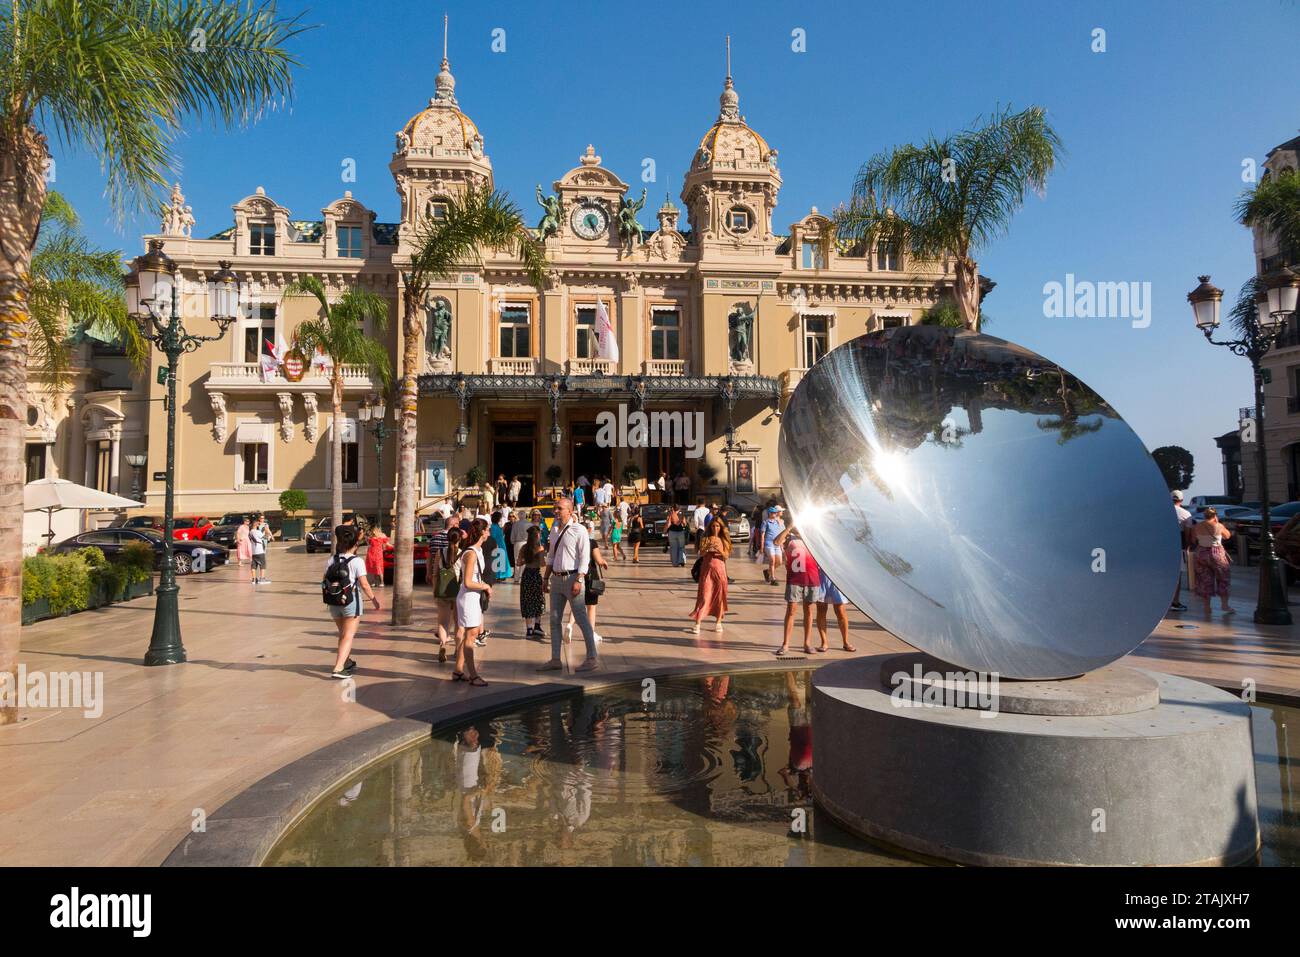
[{"left": 317, "top": 489, "right": 862, "bottom": 683}]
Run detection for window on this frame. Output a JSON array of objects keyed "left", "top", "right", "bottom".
[
  {"left": 241, "top": 442, "right": 269, "bottom": 485},
  {"left": 499, "top": 304, "right": 531, "bottom": 358},
  {"left": 727, "top": 207, "right": 752, "bottom": 233},
  {"left": 249, "top": 223, "right": 276, "bottom": 256},
  {"left": 25, "top": 443, "right": 46, "bottom": 483},
  {"left": 801, "top": 240, "right": 825, "bottom": 270},
  {"left": 804, "top": 316, "right": 829, "bottom": 368},
  {"left": 341, "top": 440, "right": 360, "bottom": 485},
  {"left": 93, "top": 440, "right": 112, "bottom": 492},
  {"left": 651, "top": 307, "right": 681, "bottom": 360},
  {"left": 427, "top": 199, "right": 449, "bottom": 223},
  {"left": 876, "top": 241, "right": 900, "bottom": 271},
  {"left": 243, "top": 304, "right": 276, "bottom": 363},
  {"left": 880, "top": 316, "right": 905, "bottom": 329},
  {"left": 575, "top": 306, "right": 597, "bottom": 359},
  {"left": 337, "top": 225, "right": 363, "bottom": 258},
  {"left": 83, "top": 531, "right": 120, "bottom": 546}
]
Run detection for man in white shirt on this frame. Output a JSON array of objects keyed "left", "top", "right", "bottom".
[
  {"left": 508, "top": 476, "right": 521, "bottom": 506},
  {"left": 691, "top": 500, "right": 711, "bottom": 553},
  {"left": 538, "top": 496, "right": 599, "bottom": 673},
  {"left": 617, "top": 498, "right": 630, "bottom": 525},
  {"left": 509, "top": 508, "right": 538, "bottom": 581},
  {"left": 594, "top": 481, "right": 612, "bottom": 508},
  {"left": 1171, "top": 490, "right": 1194, "bottom": 612}
]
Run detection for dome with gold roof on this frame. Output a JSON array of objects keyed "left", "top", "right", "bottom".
[
  {"left": 691, "top": 75, "right": 778, "bottom": 175},
  {"left": 394, "top": 53, "right": 485, "bottom": 159}
]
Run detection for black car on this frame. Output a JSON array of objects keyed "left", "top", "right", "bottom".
[
  {"left": 1222, "top": 501, "right": 1300, "bottom": 554},
  {"left": 206, "top": 512, "right": 253, "bottom": 549},
  {"left": 305, "top": 517, "right": 332, "bottom": 553},
  {"left": 52, "top": 528, "right": 229, "bottom": 575},
  {"left": 638, "top": 503, "right": 674, "bottom": 540},
  {"left": 110, "top": 514, "right": 164, "bottom": 531}
]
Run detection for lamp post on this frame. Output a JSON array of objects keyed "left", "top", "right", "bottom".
[
  {"left": 125, "top": 240, "right": 240, "bottom": 664},
  {"left": 125, "top": 452, "right": 147, "bottom": 500},
  {"left": 1188, "top": 271, "right": 1297, "bottom": 625},
  {"left": 357, "top": 393, "right": 396, "bottom": 534}
]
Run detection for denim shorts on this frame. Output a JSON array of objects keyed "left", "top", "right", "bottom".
[
  {"left": 329, "top": 595, "right": 362, "bottom": 620},
  {"left": 817, "top": 576, "right": 846, "bottom": 605}
]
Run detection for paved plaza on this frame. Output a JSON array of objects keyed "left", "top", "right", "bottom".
[{"left": 2, "top": 541, "right": 1296, "bottom": 866}]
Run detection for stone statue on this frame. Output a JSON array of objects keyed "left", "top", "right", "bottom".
[
  {"left": 728, "top": 302, "right": 755, "bottom": 364},
  {"left": 179, "top": 205, "right": 195, "bottom": 237},
  {"left": 160, "top": 183, "right": 187, "bottom": 236},
  {"left": 696, "top": 146, "right": 711, "bottom": 168},
  {"left": 424, "top": 297, "right": 452, "bottom": 358},
  {"left": 395, "top": 130, "right": 410, "bottom": 151},
  {"left": 536, "top": 185, "right": 561, "bottom": 240},
  {"left": 618, "top": 188, "right": 647, "bottom": 252}
]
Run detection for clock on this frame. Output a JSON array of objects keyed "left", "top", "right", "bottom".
[{"left": 570, "top": 198, "right": 609, "bottom": 240}]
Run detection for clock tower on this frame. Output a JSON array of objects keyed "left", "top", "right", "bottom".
[
  {"left": 545, "top": 144, "right": 632, "bottom": 259},
  {"left": 681, "top": 44, "right": 782, "bottom": 259}
]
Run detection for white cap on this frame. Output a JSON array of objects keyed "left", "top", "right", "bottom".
[{"left": 1171, "top": 490, "right": 1183, "bottom": 502}]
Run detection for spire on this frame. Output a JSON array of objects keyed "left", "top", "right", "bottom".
[
  {"left": 433, "top": 13, "right": 457, "bottom": 105},
  {"left": 718, "top": 34, "right": 739, "bottom": 122}
]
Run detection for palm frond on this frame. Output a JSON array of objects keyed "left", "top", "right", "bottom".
[{"left": 1236, "top": 168, "right": 1300, "bottom": 257}]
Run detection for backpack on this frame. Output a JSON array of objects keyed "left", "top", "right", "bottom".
[
  {"left": 322, "top": 554, "right": 357, "bottom": 606},
  {"left": 435, "top": 547, "right": 460, "bottom": 600}
]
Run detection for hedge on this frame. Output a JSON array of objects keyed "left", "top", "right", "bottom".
[{"left": 22, "top": 543, "right": 155, "bottom": 616}]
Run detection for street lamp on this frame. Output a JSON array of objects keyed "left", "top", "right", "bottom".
[
  {"left": 357, "top": 393, "right": 395, "bottom": 534},
  {"left": 125, "top": 453, "right": 147, "bottom": 500},
  {"left": 1188, "top": 273, "right": 1292, "bottom": 625},
  {"left": 125, "top": 241, "right": 239, "bottom": 664}
]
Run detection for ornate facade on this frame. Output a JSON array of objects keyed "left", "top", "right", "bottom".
[{"left": 132, "top": 49, "right": 962, "bottom": 519}]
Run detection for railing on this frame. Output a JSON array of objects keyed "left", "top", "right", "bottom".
[
  {"left": 1288, "top": 396, "right": 1300, "bottom": 415},
  {"left": 207, "top": 361, "right": 376, "bottom": 387},
  {"left": 567, "top": 357, "right": 615, "bottom": 376},
  {"left": 487, "top": 356, "right": 538, "bottom": 376},
  {"left": 643, "top": 359, "right": 687, "bottom": 376}
]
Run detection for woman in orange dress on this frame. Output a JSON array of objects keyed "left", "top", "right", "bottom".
[{"left": 688, "top": 520, "right": 731, "bottom": 634}]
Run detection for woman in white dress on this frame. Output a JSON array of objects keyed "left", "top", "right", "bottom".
[{"left": 453, "top": 518, "right": 493, "bottom": 686}]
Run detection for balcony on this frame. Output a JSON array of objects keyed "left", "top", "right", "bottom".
[
  {"left": 643, "top": 359, "right": 688, "bottom": 377},
  {"left": 780, "top": 368, "right": 808, "bottom": 398},
  {"left": 567, "top": 357, "right": 615, "bottom": 376},
  {"left": 205, "top": 361, "right": 379, "bottom": 393},
  {"left": 1289, "top": 396, "right": 1300, "bottom": 415},
  {"left": 487, "top": 356, "right": 538, "bottom": 376}
]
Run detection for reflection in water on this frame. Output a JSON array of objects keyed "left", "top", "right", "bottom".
[
  {"left": 265, "top": 670, "right": 1300, "bottom": 867},
  {"left": 779, "top": 325, "right": 1180, "bottom": 679}
]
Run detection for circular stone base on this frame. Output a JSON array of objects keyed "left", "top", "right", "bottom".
[
  {"left": 813, "top": 655, "right": 1260, "bottom": 866},
  {"left": 880, "top": 652, "right": 1161, "bottom": 716}
]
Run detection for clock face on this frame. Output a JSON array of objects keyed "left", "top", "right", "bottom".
[{"left": 570, "top": 199, "right": 608, "bottom": 240}]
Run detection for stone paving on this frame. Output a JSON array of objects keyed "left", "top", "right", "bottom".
[{"left": 1, "top": 542, "right": 1296, "bottom": 865}]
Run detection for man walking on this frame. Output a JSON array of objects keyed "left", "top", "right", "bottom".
[
  {"left": 762, "top": 505, "right": 786, "bottom": 585},
  {"left": 537, "top": 496, "right": 600, "bottom": 674},
  {"left": 1171, "top": 490, "right": 1194, "bottom": 612},
  {"left": 692, "top": 499, "right": 711, "bottom": 553}
]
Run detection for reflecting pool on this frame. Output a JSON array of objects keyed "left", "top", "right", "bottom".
[{"left": 265, "top": 669, "right": 1299, "bottom": 867}]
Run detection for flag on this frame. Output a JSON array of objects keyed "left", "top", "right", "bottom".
[{"left": 595, "top": 299, "right": 619, "bottom": 362}]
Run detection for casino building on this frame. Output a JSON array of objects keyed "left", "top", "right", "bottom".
[{"left": 132, "top": 45, "right": 965, "bottom": 520}]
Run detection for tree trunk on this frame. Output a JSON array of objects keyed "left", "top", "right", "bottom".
[
  {"left": 954, "top": 256, "right": 981, "bottom": 331},
  {"left": 0, "top": 124, "right": 49, "bottom": 724},
  {"left": 391, "top": 288, "right": 421, "bottom": 625},
  {"left": 331, "top": 369, "right": 343, "bottom": 531}
]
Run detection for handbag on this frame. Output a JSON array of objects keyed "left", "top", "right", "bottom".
[
  {"left": 690, "top": 556, "right": 703, "bottom": 582},
  {"left": 585, "top": 560, "right": 606, "bottom": 599},
  {"left": 435, "top": 547, "right": 459, "bottom": 600}
]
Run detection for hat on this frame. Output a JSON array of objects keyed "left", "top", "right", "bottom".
[
  {"left": 1171, "top": 490, "right": 1184, "bottom": 502},
  {"left": 768, "top": 505, "right": 784, "bottom": 514}
]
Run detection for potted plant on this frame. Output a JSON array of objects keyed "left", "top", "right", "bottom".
[
  {"left": 697, "top": 462, "right": 719, "bottom": 486},
  {"left": 278, "top": 488, "right": 309, "bottom": 540},
  {"left": 465, "top": 465, "right": 489, "bottom": 489}
]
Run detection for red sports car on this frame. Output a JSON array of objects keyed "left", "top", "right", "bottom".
[
  {"left": 171, "top": 516, "right": 214, "bottom": 541},
  {"left": 382, "top": 537, "right": 430, "bottom": 585}
]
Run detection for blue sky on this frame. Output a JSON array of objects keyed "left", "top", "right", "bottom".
[{"left": 54, "top": 0, "right": 1300, "bottom": 497}]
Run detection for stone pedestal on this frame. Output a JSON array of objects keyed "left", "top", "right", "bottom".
[{"left": 812, "top": 654, "right": 1260, "bottom": 866}]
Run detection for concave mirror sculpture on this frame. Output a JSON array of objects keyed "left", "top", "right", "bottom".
[{"left": 779, "top": 325, "right": 1179, "bottom": 679}]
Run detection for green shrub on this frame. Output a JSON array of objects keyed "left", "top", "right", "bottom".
[
  {"left": 119, "top": 541, "right": 155, "bottom": 584},
  {"left": 22, "top": 554, "right": 55, "bottom": 606},
  {"left": 79, "top": 545, "right": 106, "bottom": 569},
  {"left": 465, "top": 465, "right": 488, "bottom": 487},
  {"left": 94, "top": 560, "right": 129, "bottom": 601},
  {"left": 23, "top": 551, "right": 96, "bottom": 614},
  {"left": 278, "top": 488, "right": 308, "bottom": 516}
]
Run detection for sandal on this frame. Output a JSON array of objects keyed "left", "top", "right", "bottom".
[
  {"left": 468, "top": 676, "right": 489, "bottom": 687},
  {"left": 451, "top": 671, "right": 467, "bottom": 682},
  {"left": 842, "top": 644, "right": 858, "bottom": 653},
  {"left": 438, "top": 645, "right": 448, "bottom": 664}
]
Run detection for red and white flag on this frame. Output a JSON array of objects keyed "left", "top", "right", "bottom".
[{"left": 595, "top": 299, "right": 619, "bottom": 362}]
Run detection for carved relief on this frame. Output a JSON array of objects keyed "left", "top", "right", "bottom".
[
  {"left": 209, "top": 392, "right": 228, "bottom": 443},
  {"left": 302, "top": 393, "right": 319, "bottom": 443},
  {"left": 277, "top": 393, "right": 294, "bottom": 442}
]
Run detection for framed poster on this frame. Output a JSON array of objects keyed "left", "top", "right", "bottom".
[
  {"left": 424, "top": 459, "right": 448, "bottom": 497},
  {"left": 732, "top": 457, "right": 756, "bottom": 495}
]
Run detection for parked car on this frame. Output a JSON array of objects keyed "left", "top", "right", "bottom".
[
  {"left": 1187, "top": 494, "right": 1237, "bottom": 513},
  {"left": 171, "top": 516, "right": 213, "bottom": 541},
  {"left": 52, "top": 528, "right": 229, "bottom": 575},
  {"left": 205, "top": 512, "right": 252, "bottom": 549},
  {"left": 1223, "top": 501, "right": 1300, "bottom": 555},
  {"left": 304, "top": 514, "right": 373, "bottom": 553},
  {"left": 111, "top": 514, "right": 164, "bottom": 531},
  {"left": 724, "top": 509, "right": 751, "bottom": 542},
  {"left": 382, "top": 537, "right": 430, "bottom": 585},
  {"left": 638, "top": 503, "right": 674, "bottom": 540}
]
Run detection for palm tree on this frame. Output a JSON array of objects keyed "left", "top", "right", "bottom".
[
  {"left": 390, "top": 185, "right": 548, "bottom": 624},
  {"left": 30, "top": 191, "right": 146, "bottom": 382},
  {"left": 835, "top": 105, "right": 1062, "bottom": 330},
  {"left": 0, "top": 0, "right": 305, "bottom": 723},
  {"left": 281, "top": 276, "right": 390, "bottom": 531},
  {"left": 1236, "top": 167, "right": 1300, "bottom": 259}
]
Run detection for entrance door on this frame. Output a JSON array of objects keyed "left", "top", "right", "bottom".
[
  {"left": 492, "top": 422, "right": 536, "bottom": 506},
  {"left": 571, "top": 421, "right": 613, "bottom": 487}
]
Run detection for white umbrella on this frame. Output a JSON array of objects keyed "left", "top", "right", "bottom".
[{"left": 24, "top": 478, "right": 143, "bottom": 545}]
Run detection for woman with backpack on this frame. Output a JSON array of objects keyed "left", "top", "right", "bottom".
[
  {"left": 431, "top": 526, "right": 465, "bottom": 664},
  {"left": 517, "top": 524, "right": 547, "bottom": 640},
  {"left": 322, "top": 524, "right": 381, "bottom": 679},
  {"left": 453, "top": 519, "right": 492, "bottom": 686}
]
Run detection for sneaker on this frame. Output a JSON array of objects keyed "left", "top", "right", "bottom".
[
  {"left": 1170, "top": 602, "right": 1187, "bottom": 612},
  {"left": 575, "top": 658, "right": 600, "bottom": 673},
  {"left": 536, "top": 660, "right": 564, "bottom": 672},
  {"left": 475, "top": 635, "right": 487, "bottom": 647},
  {"left": 331, "top": 662, "right": 356, "bottom": 679},
  {"left": 592, "top": 632, "right": 604, "bottom": 644}
]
